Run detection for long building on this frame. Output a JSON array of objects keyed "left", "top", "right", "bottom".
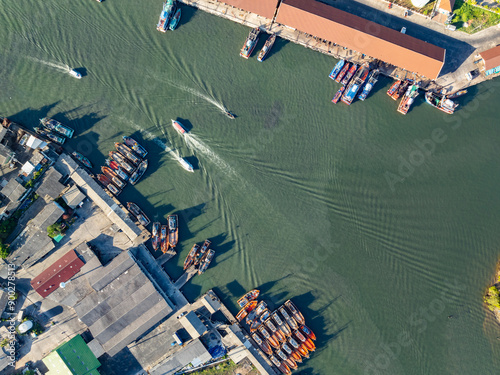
[{"left": 219, "top": 0, "right": 279, "bottom": 19}]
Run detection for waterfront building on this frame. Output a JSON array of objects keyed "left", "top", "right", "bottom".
[
  {"left": 479, "top": 45, "right": 500, "bottom": 76},
  {"left": 218, "top": 0, "right": 279, "bottom": 20}
]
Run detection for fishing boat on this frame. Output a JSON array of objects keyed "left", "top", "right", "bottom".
[
  {"left": 240, "top": 28, "right": 260, "bottom": 59},
  {"left": 115, "top": 143, "right": 141, "bottom": 165},
  {"left": 358, "top": 69, "right": 379, "bottom": 101},
  {"left": 101, "top": 167, "right": 126, "bottom": 189},
  {"left": 129, "top": 159, "right": 147, "bottom": 185},
  {"left": 225, "top": 110, "right": 235, "bottom": 119},
  {"left": 279, "top": 306, "right": 298, "bottom": 330},
  {"left": 391, "top": 79, "right": 409, "bottom": 100},
  {"left": 198, "top": 249, "right": 215, "bottom": 275},
  {"left": 236, "top": 300, "right": 258, "bottom": 321},
  {"left": 259, "top": 308, "right": 270, "bottom": 322},
  {"left": 249, "top": 318, "right": 262, "bottom": 333},
  {"left": 167, "top": 214, "right": 178, "bottom": 248},
  {"left": 289, "top": 337, "right": 309, "bottom": 358},
  {"left": 193, "top": 245, "right": 207, "bottom": 266},
  {"left": 425, "top": 92, "right": 458, "bottom": 114},
  {"left": 257, "top": 33, "right": 276, "bottom": 62},
  {"left": 282, "top": 343, "right": 302, "bottom": 363},
  {"left": 329, "top": 59, "right": 345, "bottom": 80},
  {"left": 331, "top": 86, "right": 345, "bottom": 104},
  {"left": 172, "top": 119, "right": 188, "bottom": 134},
  {"left": 293, "top": 331, "right": 311, "bottom": 357},
  {"left": 272, "top": 311, "right": 292, "bottom": 337},
  {"left": 300, "top": 324, "right": 317, "bottom": 341},
  {"left": 157, "top": 0, "right": 175, "bottom": 32},
  {"left": 72, "top": 152, "right": 92, "bottom": 168},
  {"left": 126, "top": 202, "right": 150, "bottom": 227},
  {"left": 40, "top": 118, "right": 74, "bottom": 138},
  {"left": 447, "top": 89, "right": 467, "bottom": 99},
  {"left": 397, "top": 84, "right": 419, "bottom": 115},
  {"left": 255, "top": 301, "right": 267, "bottom": 316},
  {"left": 34, "top": 127, "right": 66, "bottom": 144},
  {"left": 237, "top": 289, "right": 260, "bottom": 308},
  {"left": 294, "top": 329, "right": 314, "bottom": 352},
  {"left": 178, "top": 157, "right": 194, "bottom": 172},
  {"left": 97, "top": 174, "right": 121, "bottom": 196},
  {"left": 258, "top": 326, "right": 280, "bottom": 349},
  {"left": 169, "top": 8, "right": 181, "bottom": 30},
  {"left": 341, "top": 64, "right": 358, "bottom": 86},
  {"left": 123, "top": 136, "right": 148, "bottom": 158},
  {"left": 160, "top": 225, "right": 168, "bottom": 253},
  {"left": 387, "top": 80, "right": 401, "bottom": 97},
  {"left": 284, "top": 300, "right": 305, "bottom": 325},
  {"left": 152, "top": 222, "right": 161, "bottom": 251},
  {"left": 276, "top": 350, "right": 297, "bottom": 370},
  {"left": 183, "top": 244, "right": 200, "bottom": 269},
  {"left": 335, "top": 62, "right": 350, "bottom": 83},
  {"left": 109, "top": 151, "right": 135, "bottom": 174},
  {"left": 106, "top": 160, "right": 130, "bottom": 181},
  {"left": 69, "top": 69, "right": 82, "bottom": 79},
  {"left": 246, "top": 309, "right": 259, "bottom": 325},
  {"left": 269, "top": 355, "right": 291, "bottom": 375},
  {"left": 341, "top": 67, "right": 369, "bottom": 105},
  {"left": 251, "top": 333, "right": 272, "bottom": 356},
  {"left": 265, "top": 318, "right": 286, "bottom": 343}
]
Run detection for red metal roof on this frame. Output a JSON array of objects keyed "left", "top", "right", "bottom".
[
  {"left": 275, "top": 0, "right": 445, "bottom": 79},
  {"left": 219, "top": 0, "right": 279, "bottom": 19},
  {"left": 480, "top": 45, "right": 500, "bottom": 71},
  {"left": 30, "top": 250, "right": 84, "bottom": 298}
]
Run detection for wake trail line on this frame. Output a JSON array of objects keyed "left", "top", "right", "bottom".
[
  {"left": 130, "top": 122, "right": 185, "bottom": 163},
  {"left": 165, "top": 80, "right": 229, "bottom": 115},
  {"left": 27, "top": 57, "right": 70, "bottom": 74}
]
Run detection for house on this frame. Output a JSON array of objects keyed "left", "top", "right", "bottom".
[
  {"left": 179, "top": 311, "right": 207, "bottom": 340},
  {"left": 61, "top": 185, "right": 86, "bottom": 209},
  {"left": 36, "top": 168, "right": 65, "bottom": 202},
  {"left": 438, "top": 0, "right": 456, "bottom": 15},
  {"left": 479, "top": 45, "right": 500, "bottom": 76}
]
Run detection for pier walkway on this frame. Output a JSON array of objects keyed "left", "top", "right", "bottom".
[{"left": 174, "top": 265, "right": 198, "bottom": 289}]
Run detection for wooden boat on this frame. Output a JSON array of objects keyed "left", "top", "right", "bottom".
[
  {"left": 160, "top": 225, "right": 169, "bottom": 253},
  {"left": 251, "top": 332, "right": 272, "bottom": 355},
  {"left": 152, "top": 222, "right": 161, "bottom": 251},
  {"left": 447, "top": 89, "right": 467, "bottom": 99},
  {"left": 255, "top": 301, "right": 267, "bottom": 316},
  {"left": 156, "top": 0, "right": 174, "bottom": 32},
  {"left": 101, "top": 166, "right": 126, "bottom": 189},
  {"left": 167, "top": 214, "right": 178, "bottom": 248},
  {"left": 129, "top": 159, "right": 147, "bottom": 185},
  {"left": 300, "top": 324, "right": 316, "bottom": 341},
  {"left": 240, "top": 27, "right": 260, "bottom": 59},
  {"left": 397, "top": 83, "right": 419, "bottom": 115},
  {"left": 272, "top": 311, "right": 292, "bottom": 337},
  {"left": 123, "top": 136, "right": 148, "bottom": 158},
  {"left": 341, "top": 64, "right": 358, "bottom": 86},
  {"left": 168, "top": 8, "right": 181, "bottom": 30},
  {"left": 194, "top": 241, "right": 209, "bottom": 266},
  {"left": 358, "top": 69, "right": 380, "bottom": 101},
  {"left": 106, "top": 159, "right": 130, "bottom": 181},
  {"left": 198, "top": 249, "right": 215, "bottom": 275},
  {"left": 97, "top": 174, "right": 121, "bottom": 196},
  {"left": 237, "top": 289, "right": 260, "bottom": 308},
  {"left": 329, "top": 59, "right": 345, "bottom": 81},
  {"left": 387, "top": 79, "right": 401, "bottom": 97},
  {"left": 126, "top": 202, "right": 150, "bottom": 227},
  {"left": 289, "top": 336, "right": 309, "bottom": 358},
  {"left": 249, "top": 319, "right": 262, "bottom": 333},
  {"left": 341, "top": 66, "right": 370, "bottom": 105},
  {"left": 183, "top": 244, "right": 200, "bottom": 270},
  {"left": 116, "top": 143, "right": 141, "bottom": 165},
  {"left": 391, "top": 79, "right": 409, "bottom": 100},
  {"left": 282, "top": 343, "right": 302, "bottom": 363},
  {"left": 246, "top": 308, "right": 259, "bottom": 325},
  {"left": 40, "top": 117, "right": 74, "bottom": 138},
  {"left": 331, "top": 85, "right": 345, "bottom": 104},
  {"left": 294, "top": 330, "right": 314, "bottom": 353},
  {"left": 257, "top": 33, "right": 276, "bottom": 62},
  {"left": 72, "top": 152, "right": 92, "bottom": 168},
  {"left": 259, "top": 308, "right": 270, "bottom": 322},
  {"left": 269, "top": 355, "right": 291, "bottom": 375},
  {"left": 265, "top": 318, "right": 286, "bottom": 343},
  {"left": 425, "top": 91, "right": 458, "bottom": 114},
  {"left": 284, "top": 300, "right": 305, "bottom": 326},
  {"left": 335, "top": 62, "right": 350, "bottom": 83},
  {"left": 276, "top": 350, "right": 297, "bottom": 370},
  {"left": 279, "top": 306, "right": 298, "bottom": 330},
  {"left": 109, "top": 151, "right": 135, "bottom": 174},
  {"left": 258, "top": 325, "right": 280, "bottom": 349},
  {"left": 34, "top": 127, "right": 65, "bottom": 144},
  {"left": 236, "top": 300, "right": 258, "bottom": 321}
]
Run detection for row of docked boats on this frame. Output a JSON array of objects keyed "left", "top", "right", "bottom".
[
  {"left": 156, "top": 0, "right": 181, "bottom": 32},
  {"left": 151, "top": 215, "right": 178, "bottom": 253},
  {"left": 35, "top": 117, "right": 74, "bottom": 145},
  {"left": 240, "top": 27, "right": 277, "bottom": 62},
  {"left": 329, "top": 60, "right": 380, "bottom": 105},
  {"left": 97, "top": 136, "right": 148, "bottom": 196},
  {"left": 127, "top": 202, "right": 150, "bottom": 227},
  {"left": 183, "top": 239, "right": 215, "bottom": 275},
  {"left": 236, "top": 290, "right": 316, "bottom": 374}
]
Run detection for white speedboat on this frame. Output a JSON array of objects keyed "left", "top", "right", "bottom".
[
  {"left": 178, "top": 158, "right": 194, "bottom": 172},
  {"left": 69, "top": 69, "right": 82, "bottom": 79}
]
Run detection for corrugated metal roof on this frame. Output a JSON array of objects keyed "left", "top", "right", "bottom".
[
  {"left": 179, "top": 311, "right": 207, "bottom": 339},
  {"left": 31, "top": 249, "right": 84, "bottom": 298},
  {"left": 439, "top": 0, "right": 456, "bottom": 12},
  {"left": 480, "top": 45, "right": 500, "bottom": 71},
  {"left": 219, "top": 0, "right": 279, "bottom": 19},
  {"left": 275, "top": 0, "right": 445, "bottom": 79}
]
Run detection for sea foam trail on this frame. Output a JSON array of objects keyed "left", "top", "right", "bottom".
[
  {"left": 27, "top": 57, "right": 71, "bottom": 74},
  {"left": 165, "top": 80, "right": 229, "bottom": 115}
]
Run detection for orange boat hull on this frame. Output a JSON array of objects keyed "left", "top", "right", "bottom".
[{"left": 305, "top": 338, "right": 316, "bottom": 351}]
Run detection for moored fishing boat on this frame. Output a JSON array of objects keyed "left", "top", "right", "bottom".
[
  {"left": 272, "top": 311, "right": 292, "bottom": 337},
  {"left": 447, "top": 89, "right": 467, "bottom": 99},
  {"left": 257, "top": 33, "right": 276, "bottom": 62},
  {"left": 123, "top": 136, "right": 148, "bottom": 158},
  {"left": 236, "top": 300, "right": 258, "bottom": 321},
  {"left": 237, "top": 289, "right": 260, "bottom": 308},
  {"left": 341, "top": 67, "right": 369, "bottom": 105},
  {"left": 193, "top": 245, "right": 207, "bottom": 266},
  {"left": 258, "top": 326, "right": 280, "bottom": 349},
  {"left": 40, "top": 117, "right": 74, "bottom": 138},
  {"left": 289, "top": 336, "right": 309, "bottom": 358},
  {"left": 293, "top": 331, "right": 311, "bottom": 358},
  {"left": 106, "top": 160, "right": 130, "bottom": 181},
  {"left": 34, "top": 127, "right": 66, "bottom": 145},
  {"left": 259, "top": 308, "right": 270, "bottom": 322},
  {"left": 97, "top": 174, "right": 121, "bottom": 196},
  {"left": 160, "top": 225, "right": 169, "bottom": 253},
  {"left": 116, "top": 143, "right": 141, "bottom": 165},
  {"left": 387, "top": 80, "right": 401, "bottom": 97},
  {"left": 126, "top": 202, "right": 150, "bottom": 227},
  {"left": 269, "top": 355, "right": 291, "bottom": 375},
  {"left": 109, "top": 151, "right": 135, "bottom": 174},
  {"left": 276, "top": 350, "right": 297, "bottom": 370},
  {"left": 255, "top": 301, "right": 267, "bottom": 316},
  {"left": 198, "top": 249, "right": 214, "bottom": 275},
  {"left": 329, "top": 59, "right": 345, "bottom": 80},
  {"left": 335, "top": 62, "right": 350, "bottom": 83},
  {"left": 240, "top": 28, "right": 260, "bottom": 59},
  {"left": 391, "top": 79, "right": 409, "bottom": 100},
  {"left": 331, "top": 86, "right": 345, "bottom": 104},
  {"left": 300, "top": 324, "right": 316, "bottom": 341},
  {"left": 172, "top": 119, "right": 188, "bottom": 134},
  {"left": 168, "top": 7, "right": 181, "bottom": 30},
  {"left": 249, "top": 318, "right": 262, "bottom": 333},
  {"left": 279, "top": 306, "right": 298, "bottom": 330},
  {"left": 282, "top": 343, "right": 302, "bottom": 363},
  {"left": 341, "top": 64, "right": 358, "bottom": 86},
  {"left": 129, "top": 159, "right": 147, "bottom": 185},
  {"left": 101, "top": 166, "right": 126, "bottom": 189},
  {"left": 265, "top": 318, "right": 286, "bottom": 343},
  {"left": 397, "top": 83, "right": 419, "bottom": 115},
  {"left": 156, "top": 0, "right": 175, "bottom": 32},
  {"left": 425, "top": 91, "right": 458, "bottom": 114},
  {"left": 152, "top": 222, "right": 160, "bottom": 251},
  {"left": 284, "top": 300, "right": 305, "bottom": 325},
  {"left": 183, "top": 244, "right": 200, "bottom": 269},
  {"left": 359, "top": 69, "right": 379, "bottom": 101},
  {"left": 72, "top": 152, "right": 92, "bottom": 168},
  {"left": 178, "top": 157, "right": 194, "bottom": 172},
  {"left": 168, "top": 214, "right": 178, "bottom": 248},
  {"left": 251, "top": 333, "right": 272, "bottom": 356}
]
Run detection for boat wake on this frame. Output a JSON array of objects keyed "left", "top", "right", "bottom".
[
  {"left": 165, "top": 80, "right": 230, "bottom": 115},
  {"left": 27, "top": 57, "right": 72, "bottom": 75}
]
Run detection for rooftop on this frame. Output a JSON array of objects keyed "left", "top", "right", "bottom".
[
  {"left": 36, "top": 167, "right": 65, "bottom": 202},
  {"left": 219, "top": 0, "right": 280, "bottom": 19},
  {"left": 62, "top": 185, "right": 86, "bottom": 209},
  {"left": 8, "top": 225, "right": 55, "bottom": 268},
  {"left": 30, "top": 200, "right": 65, "bottom": 232},
  {"left": 480, "top": 45, "right": 500, "bottom": 71},
  {"left": 179, "top": 311, "right": 208, "bottom": 339},
  {"left": 0, "top": 178, "right": 26, "bottom": 202},
  {"left": 150, "top": 338, "right": 212, "bottom": 374}
]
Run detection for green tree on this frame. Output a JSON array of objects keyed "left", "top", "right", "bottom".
[
  {"left": 0, "top": 241, "right": 9, "bottom": 259},
  {"left": 0, "top": 338, "right": 8, "bottom": 347},
  {"left": 47, "top": 223, "right": 63, "bottom": 238}
]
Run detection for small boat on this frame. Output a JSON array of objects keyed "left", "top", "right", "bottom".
[
  {"left": 172, "top": 119, "right": 188, "bottom": 135},
  {"left": 160, "top": 225, "right": 169, "bottom": 253},
  {"left": 72, "top": 152, "right": 92, "bottom": 168},
  {"left": 198, "top": 249, "right": 215, "bottom": 275},
  {"left": 329, "top": 59, "right": 345, "bottom": 80},
  {"left": 178, "top": 157, "right": 194, "bottom": 172},
  {"left": 97, "top": 174, "right": 121, "bottom": 196},
  {"left": 34, "top": 127, "right": 66, "bottom": 145},
  {"left": 276, "top": 350, "right": 297, "bottom": 370},
  {"left": 240, "top": 28, "right": 260, "bottom": 59},
  {"left": 246, "top": 309, "right": 259, "bottom": 325},
  {"left": 387, "top": 80, "right": 401, "bottom": 97},
  {"left": 255, "top": 301, "right": 267, "bottom": 316},
  {"left": 300, "top": 324, "right": 317, "bottom": 341},
  {"left": 341, "top": 64, "right": 358, "bottom": 86},
  {"left": 40, "top": 117, "right": 74, "bottom": 138},
  {"left": 115, "top": 143, "right": 141, "bottom": 165},
  {"left": 249, "top": 318, "right": 262, "bottom": 333},
  {"left": 397, "top": 83, "right": 419, "bottom": 115},
  {"left": 331, "top": 86, "right": 345, "bottom": 104},
  {"left": 129, "top": 159, "right": 147, "bottom": 185},
  {"left": 251, "top": 333, "right": 272, "bottom": 356},
  {"left": 183, "top": 244, "right": 200, "bottom": 269},
  {"left": 425, "top": 91, "right": 458, "bottom": 114},
  {"left": 225, "top": 110, "right": 235, "bottom": 119},
  {"left": 259, "top": 326, "right": 280, "bottom": 349},
  {"left": 392, "top": 79, "right": 409, "bottom": 100},
  {"left": 69, "top": 69, "right": 81, "bottom": 79},
  {"left": 335, "top": 62, "right": 350, "bottom": 83},
  {"left": 169, "top": 8, "right": 181, "bottom": 30},
  {"left": 167, "top": 215, "right": 178, "bottom": 248},
  {"left": 359, "top": 69, "right": 379, "bottom": 101},
  {"left": 109, "top": 151, "right": 135, "bottom": 174},
  {"left": 272, "top": 311, "right": 292, "bottom": 337},
  {"left": 106, "top": 160, "right": 130, "bottom": 181},
  {"left": 236, "top": 300, "right": 258, "bottom": 321},
  {"left": 447, "top": 89, "right": 467, "bottom": 99},
  {"left": 259, "top": 308, "right": 270, "bottom": 322},
  {"left": 157, "top": 0, "right": 175, "bottom": 32},
  {"left": 282, "top": 343, "right": 302, "bottom": 363},
  {"left": 293, "top": 331, "right": 311, "bottom": 358},
  {"left": 265, "top": 318, "right": 286, "bottom": 343},
  {"left": 284, "top": 300, "right": 305, "bottom": 325},
  {"left": 289, "top": 337, "right": 309, "bottom": 358},
  {"left": 257, "top": 33, "right": 276, "bottom": 62},
  {"left": 193, "top": 245, "right": 207, "bottom": 266},
  {"left": 341, "top": 67, "right": 369, "bottom": 105},
  {"left": 101, "top": 166, "right": 126, "bottom": 189},
  {"left": 279, "top": 306, "right": 298, "bottom": 330},
  {"left": 152, "top": 222, "right": 161, "bottom": 251},
  {"left": 237, "top": 289, "right": 260, "bottom": 308},
  {"left": 126, "top": 202, "right": 150, "bottom": 227},
  {"left": 123, "top": 136, "right": 148, "bottom": 158},
  {"left": 269, "top": 355, "right": 291, "bottom": 375}
]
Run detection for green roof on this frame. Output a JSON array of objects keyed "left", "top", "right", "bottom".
[{"left": 43, "top": 335, "right": 101, "bottom": 375}]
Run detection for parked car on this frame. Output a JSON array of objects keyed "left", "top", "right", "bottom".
[
  {"left": 466, "top": 69, "right": 479, "bottom": 81},
  {"left": 400, "top": 27, "right": 407, "bottom": 34}
]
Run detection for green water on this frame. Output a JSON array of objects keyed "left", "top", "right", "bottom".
[{"left": 2, "top": 1, "right": 500, "bottom": 374}]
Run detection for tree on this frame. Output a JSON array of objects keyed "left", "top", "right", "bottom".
[
  {"left": 0, "top": 241, "right": 9, "bottom": 259},
  {"left": 0, "top": 338, "right": 8, "bottom": 347},
  {"left": 47, "top": 223, "right": 63, "bottom": 238}
]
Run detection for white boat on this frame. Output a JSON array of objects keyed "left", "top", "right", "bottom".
[
  {"left": 178, "top": 158, "right": 194, "bottom": 172},
  {"left": 69, "top": 69, "right": 81, "bottom": 79}
]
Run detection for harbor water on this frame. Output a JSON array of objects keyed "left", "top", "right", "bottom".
[{"left": 1, "top": 1, "right": 500, "bottom": 374}]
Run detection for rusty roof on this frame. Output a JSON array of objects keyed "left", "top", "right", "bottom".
[
  {"left": 480, "top": 45, "right": 500, "bottom": 71},
  {"left": 31, "top": 249, "right": 84, "bottom": 298},
  {"left": 219, "top": 0, "right": 279, "bottom": 19},
  {"left": 275, "top": 0, "right": 445, "bottom": 79},
  {"left": 439, "top": 0, "right": 456, "bottom": 13}
]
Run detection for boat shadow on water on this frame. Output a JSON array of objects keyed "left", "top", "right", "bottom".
[
  {"left": 176, "top": 3, "right": 194, "bottom": 29},
  {"left": 72, "top": 67, "right": 87, "bottom": 78},
  {"left": 253, "top": 33, "right": 289, "bottom": 62}
]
